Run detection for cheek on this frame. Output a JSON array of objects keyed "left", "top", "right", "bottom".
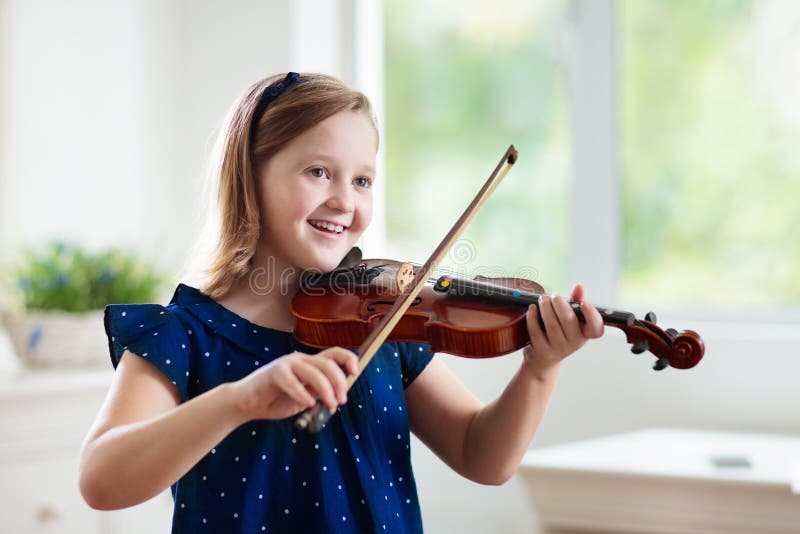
[
  {"left": 357, "top": 197, "right": 374, "bottom": 229},
  {"left": 260, "top": 186, "right": 310, "bottom": 228}
]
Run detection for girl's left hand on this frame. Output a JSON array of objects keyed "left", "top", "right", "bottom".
[{"left": 521, "top": 283, "right": 604, "bottom": 380}]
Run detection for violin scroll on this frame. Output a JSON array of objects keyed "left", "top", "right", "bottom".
[{"left": 617, "top": 314, "right": 704, "bottom": 371}]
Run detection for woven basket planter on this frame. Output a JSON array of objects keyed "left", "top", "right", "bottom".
[{"left": 2, "top": 310, "right": 108, "bottom": 367}]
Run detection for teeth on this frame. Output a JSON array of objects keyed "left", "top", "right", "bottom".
[{"left": 310, "top": 220, "right": 346, "bottom": 234}]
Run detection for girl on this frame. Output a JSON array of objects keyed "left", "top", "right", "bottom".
[{"left": 79, "top": 72, "right": 604, "bottom": 533}]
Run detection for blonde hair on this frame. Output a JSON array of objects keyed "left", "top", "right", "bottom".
[{"left": 182, "top": 73, "right": 377, "bottom": 300}]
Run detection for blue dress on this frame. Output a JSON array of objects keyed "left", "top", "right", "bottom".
[{"left": 103, "top": 283, "right": 434, "bottom": 533}]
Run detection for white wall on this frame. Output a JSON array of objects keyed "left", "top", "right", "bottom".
[{"left": 0, "top": 0, "right": 291, "bottom": 280}]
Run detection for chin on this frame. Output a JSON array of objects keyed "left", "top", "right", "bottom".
[{"left": 298, "top": 251, "right": 349, "bottom": 275}]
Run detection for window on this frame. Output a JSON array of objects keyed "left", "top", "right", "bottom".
[
  {"left": 384, "top": 0, "right": 572, "bottom": 290},
  {"left": 384, "top": 0, "right": 800, "bottom": 315},
  {"left": 619, "top": 0, "right": 800, "bottom": 310}
]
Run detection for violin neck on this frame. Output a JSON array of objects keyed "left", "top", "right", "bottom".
[{"left": 433, "top": 275, "right": 634, "bottom": 327}]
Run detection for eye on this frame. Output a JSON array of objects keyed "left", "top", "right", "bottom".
[
  {"left": 308, "top": 167, "right": 328, "bottom": 179},
  {"left": 353, "top": 176, "right": 373, "bottom": 188}
]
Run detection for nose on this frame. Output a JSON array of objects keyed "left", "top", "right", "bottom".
[{"left": 325, "top": 180, "right": 354, "bottom": 213}]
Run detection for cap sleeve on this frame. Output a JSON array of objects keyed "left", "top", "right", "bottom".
[
  {"left": 398, "top": 342, "right": 434, "bottom": 389},
  {"left": 103, "top": 303, "right": 191, "bottom": 402}
]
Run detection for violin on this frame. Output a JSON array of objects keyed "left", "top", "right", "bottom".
[
  {"left": 291, "top": 254, "right": 704, "bottom": 371},
  {"left": 293, "top": 145, "right": 705, "bottom": 432}
]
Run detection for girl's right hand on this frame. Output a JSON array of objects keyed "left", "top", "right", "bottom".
[{"left": 230, "top": 347, "right": 359, "bottom": 422}]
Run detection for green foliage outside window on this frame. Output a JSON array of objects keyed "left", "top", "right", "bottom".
[
  {"left": 384, "top": 0, "right": 571, "bottom": 292},
  {"left": 620, "top": 0, "right": 800, "bottom": 307}
]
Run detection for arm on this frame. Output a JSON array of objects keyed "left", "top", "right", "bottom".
[
  {"left": 406, "top": 284, "right": 603, "bottom": 485},
  {"left": 79, "top": 347, "right": 357, "bottom": 510}
]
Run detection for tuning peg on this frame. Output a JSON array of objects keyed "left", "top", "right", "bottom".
[
  {"left": 666, "top": 328, "right": 678, "bottom": 337},
  {"left": 653, "top": 357, "right": 670, "bottom": 371},
  {"left": 630, "top": 340, "right": 649, "bottom": 354},
  {"left": 645, "top": 311, "right": 657, "bottom": 323}
]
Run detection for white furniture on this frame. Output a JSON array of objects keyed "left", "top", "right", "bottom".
[
  {"left": 519, "top": 428, "right": 800, "bottom": 534},
  {"left": 0, "top": 367, "right": 173, "bottom": 533}
]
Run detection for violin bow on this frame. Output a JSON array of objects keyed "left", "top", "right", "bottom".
[{"left": 295, "top": 145, "right": 519, "bottom": 431}]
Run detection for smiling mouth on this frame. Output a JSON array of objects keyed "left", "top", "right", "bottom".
[{"left": 308, "top": 220, "right": 348, "bottom": 234}]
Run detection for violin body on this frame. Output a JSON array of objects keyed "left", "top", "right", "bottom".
[
  {"left": 291, "top": 258, "right": 705, "bottom": 370},
  {"left": 293, "top": 261, "right": 536, "bottom": 358}
]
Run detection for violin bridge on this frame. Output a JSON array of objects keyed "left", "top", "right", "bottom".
[{"left": 395, "top": 262, "right": 415, "bottom": 293}]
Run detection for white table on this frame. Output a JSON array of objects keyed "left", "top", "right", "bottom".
[{"left": 519, "top": 428, "right": 800, "bottom": 533}]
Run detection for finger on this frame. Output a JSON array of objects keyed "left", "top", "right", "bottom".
[
  {"left": 580, "top": 300, "right": 605, "bottom": 338},
  {"left": 292, "top": 360, "right": 339, "bottom": 411},
  {"left": 320, "top": 347, "right": 359, "bottom": 377},
  {"left": 310, "top": 354, "right": 350, "bottom": 404},
  {"left": 526, "top": 303, "right": 547, "bottom": 346},
  {"left": 570, "top": 283, "right": 586, "bottom": 302},
  {"left": 539, "top": 294, "right": 568, "bottom": 352},
  {"left": 551, "top": 293, "right": 584, "bottom": 342},
  {"left": 277, "top": 366, "right": 316, "bottom": 408}
]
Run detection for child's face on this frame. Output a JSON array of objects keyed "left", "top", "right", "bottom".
[{"left": 256, "top": 110, "right": 377, "bottom": 275}]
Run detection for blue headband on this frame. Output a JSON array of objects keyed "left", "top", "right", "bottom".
[{"left": 249, "top": 72, "right": 301, "bottom": 145}]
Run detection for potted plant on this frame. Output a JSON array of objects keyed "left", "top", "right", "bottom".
[{"left": 1, "top": 241, "right": 163, "bottom": 366}]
